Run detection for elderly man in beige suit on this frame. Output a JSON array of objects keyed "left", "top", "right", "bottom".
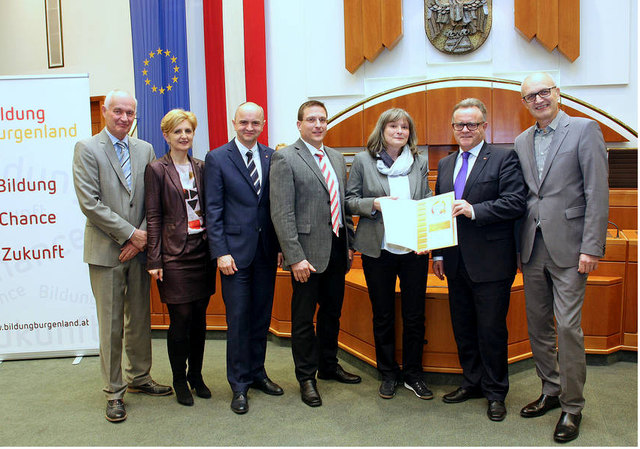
[
  {"left": 515, "top": 73, "right": 609, "bottom": 443},
  {"left": 72, "top": 90, "right": 171, "bottom": 423}
]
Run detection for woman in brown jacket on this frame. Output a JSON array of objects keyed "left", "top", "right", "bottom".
[{"left": 145, "top": 109, "right": 215, "bottom": 406}]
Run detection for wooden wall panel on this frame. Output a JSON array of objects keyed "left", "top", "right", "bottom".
[
  {"left": 344, "top": 0, "right": 364, "bottom": 73},
  {"left": 427, "top": 145, "right": 455, "bottom": 172},
  {"left": 363, "top": 91, "right": 427, "bottom": 145},
  {"left": 361, "top": 0, "right": 383, "bottom": 61},
  {"left": 608, "top": 189, "right": 638, "bottom": 230},
  {"left": 90, "top": 96, "right": 105, "bottom": 136},
  {"left": 325, "top": 111, "right": 365, "bottom": 148},
  {"left": 326, "top": 89, "right": 630, "bottom": 150},
  {"left": 558, "top": 0, "right": 580, "bottom": 61},
  {"left": 624, "top": 262, "right": 638, "bottom": 334},
  {"left": 601, "top": 230, "right": 628, "bottom": 262},
  {"left": 514, "top": 0, "right": 537, "bottom": 39},
  {"left": 582, "top": 279, "right": 623, "bottom": 337},
  {"left": 380, "top": 0, "right": 402, "bottom": 49},
  {"left": 149, "top": 279, "right": 166, "bottom": 327},
  {"left": 560, "top": 104, "right": 627, "bottom": 142},
  {"left": 536, "top": 0, "right": 559, "bottom": 51},
  {"left": 491, "top": 88, "right": 533, "bottom": 144},
  {"left": 426, "top": 87, "right": 492, "bottom": 145}
]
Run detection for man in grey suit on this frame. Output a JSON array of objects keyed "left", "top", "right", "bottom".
[
  {"left": 515, "top": 73, "right": 609, "bottom": 443},
  {"left": 270, "top": 100, "right": 360, "bottom": 408},
  {"left": 73, "top": 90, "right": 171, "bottom": 423}
]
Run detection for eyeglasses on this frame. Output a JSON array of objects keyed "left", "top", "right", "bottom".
[
  {"left": 304, "top": 116, "right": 327, "bottom": 124},
  {"left": 522, "top": 86, "right": 556, "bottom": 103},
  {"left": 452, "top": 122, "right": 484, "bottom": 131}
]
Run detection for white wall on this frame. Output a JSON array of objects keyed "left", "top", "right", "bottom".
[
  {"left": 1, "top": 0, "right": 636, "bottom": 148},
  {"left": 0, "top": 0, "right": 135, "bottom": 97},
  {"left": 265, "top": 0, "right": 638, "bottom": 147}
]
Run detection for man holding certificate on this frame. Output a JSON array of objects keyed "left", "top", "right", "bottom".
[{"left": 432, "top": 98, "right": 526, "bottom": 421}]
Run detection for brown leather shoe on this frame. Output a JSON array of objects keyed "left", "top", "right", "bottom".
[
  {"left": 520, "top": 394, "right": 561, "bottom": 418},
  {"left": 105, "top": 399, "right": 127, "bottom": 422},
  {"left": 300, "top": 379, "right": 322, "bottom": 407},
  {"left": 554, "top": 412, "right": 582, "bottom": 443},
  {"left": 127, "top": 379, "right": 173, "bottom": 396}
]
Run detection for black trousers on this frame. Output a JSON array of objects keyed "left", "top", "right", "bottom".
[
  {"left": 362, "top": 250, "right": 428, "bottom": 383},
  {"left": 290, "top": 230, "right": 347, "bottom": 382},
  {"left": 447, "top": 257, "right": 512, "bottom": 401}
]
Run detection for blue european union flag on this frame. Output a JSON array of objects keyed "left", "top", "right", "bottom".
[{"left": 130, "top": 0, "right": 190, "bottom": 158}]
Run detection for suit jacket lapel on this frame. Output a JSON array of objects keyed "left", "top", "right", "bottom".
[
  {"left": 439, "top": 152, "right": 456, "bottom": 193},
  {"left": 539, "top": 111, "right": 570, "bottom": 185},
  {"left": 227, "top": 140, "right": 258, "bottom": 196},
  {"left": 522, "top": 127, "right": 540, "bottom": 190},
  {"left": 100, "top": 130, "right": 130, "bottom": 193},
  {"left": 407, "top": 155, "right": 421, "bottom": 199},
  {"left": 163, "top": 153, "right": 184, "bottom": 195},
  {"left": 190, "top": 155, "right": 204, "bottom": 198},
  {"left": 258, "top": 143, "right": 271, "bottom": 199},
  {"left": 463, "top": 143, "right": 490, "bottom": 197},
  {"left": 295, "top": 139, "right": 328, "bottom": 193}
]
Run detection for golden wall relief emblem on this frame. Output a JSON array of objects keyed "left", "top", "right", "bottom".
[{"left": 425, "top": 0, "right": 492, "bottom": 55}]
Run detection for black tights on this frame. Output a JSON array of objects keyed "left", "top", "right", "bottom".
[{"left": 166, "top": 296, "right": 210, "bottom": 381}]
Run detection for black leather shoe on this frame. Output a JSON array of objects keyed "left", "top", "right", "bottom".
[
  {"left": 127, "top": 379, "right": 173, "bottom": 396},
  {"left": 106, "top": 399, "right": 127, "bottom": 422},
  {"left": 300, "top": 379, "right": 322, "bottom": 407},
  {"left": 554, "top": 412, "right": 582, "bottom": 443},
  {"left": 487, "top": 400, "right": 507, "bottom": 421},
  {"left": 317, "top": 365, "right": 361, "bottom": 384},
  {"left": 379, "top": 380, "right": 398, "bottom": 399},
  {"left": 442, "top": 387, "right": 484, "bottom": 403},
  {"left": 187, "top": 375, "right": 211, "bottom": 399},
  {"left": 230, "top": 392, "right": 248, "bottom": 414},
  {"left": 404, "top": 379, "right": 434, "bottom": 400},
  {"left": 520, "top": 394, "right": 561, "bottom": 418},
  {"left": 250, "top": 377, "right": 284, "bottom": 395},
  {"left": 174, "top": 380, "right": 194, "bottom": 406}
]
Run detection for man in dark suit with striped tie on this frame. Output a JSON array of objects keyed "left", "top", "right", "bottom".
[{"left": 205, "top": 102, "right": 283, "bottom": 414}]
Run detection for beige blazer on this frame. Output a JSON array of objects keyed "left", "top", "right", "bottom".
[{"left": 73, "top": 128, "right": 155, "bottom": 267}]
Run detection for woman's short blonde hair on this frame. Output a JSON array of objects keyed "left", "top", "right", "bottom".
[
  {"left": 160, "top": 109, "right": 197, "bottom": 134},
  {"left": 366, "top": 108, "right": 418, "bottom": 157}
]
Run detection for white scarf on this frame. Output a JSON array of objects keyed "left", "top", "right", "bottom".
[{"left": 376, "top": 145, "right": 414, "bottom": 177}]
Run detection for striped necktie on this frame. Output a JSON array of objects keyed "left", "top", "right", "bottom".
[
  {"left": 115, "top": 140, "right": 132, "bottom": 189},
  {"left": 315, "top": 149, "right": 340, "bottom": 236},
  {"left": 246, "top": 150, "right": 261, "bottom": 195}
]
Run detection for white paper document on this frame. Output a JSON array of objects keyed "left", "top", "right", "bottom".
[{"left": 380, "top": 192, "right": 458, "bottom": 252}]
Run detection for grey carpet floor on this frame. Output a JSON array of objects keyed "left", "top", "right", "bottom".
[{"left": 0, "top": 336, "right": 636, "bottom": 446}]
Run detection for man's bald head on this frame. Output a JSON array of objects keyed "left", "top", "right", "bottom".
[
  {"left": 520, "top": 72, "right": 561, "bottom": 128},
  {"left": 233, "top": 102, "right": 266, "bottom": 148}
]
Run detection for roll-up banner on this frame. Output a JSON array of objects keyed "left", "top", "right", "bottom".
[{"left": 0, "top": 74, "right": 99, "bottom": 360}]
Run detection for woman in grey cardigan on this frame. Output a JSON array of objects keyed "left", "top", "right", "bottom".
[{"left": 346, "top": 108, "right": 432, "bottom": 400}]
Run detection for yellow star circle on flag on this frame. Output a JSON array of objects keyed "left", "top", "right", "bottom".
[{"left": 140, "top": 48, "right": 181, "bottom": 96}]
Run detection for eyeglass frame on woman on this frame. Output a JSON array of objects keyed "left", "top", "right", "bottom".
[
  {"left": 451, "top": 122, "right": 484, "bottom": 131},
  {"left": 522, "top": 86, "right": 557, "bottom": 103}
]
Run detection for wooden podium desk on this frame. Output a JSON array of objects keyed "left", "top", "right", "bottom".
[{"left": 149, "top": 231, "right": 635, "bottom": 374}]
